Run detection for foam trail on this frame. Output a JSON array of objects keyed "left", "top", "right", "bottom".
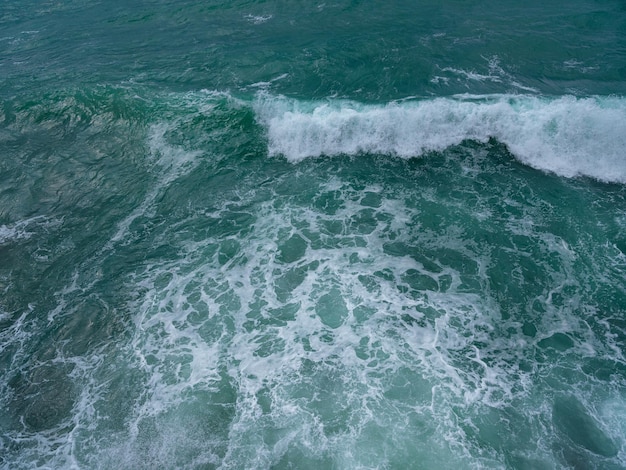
[
  {"left": 0, "top": 216, "right": 60, "bottom": 244},
  {"left": 254, "top": 94, "right": 626, "bottom": 183},
  {"left": 107, "top": 122, "right": 202, "bottom": 246}
]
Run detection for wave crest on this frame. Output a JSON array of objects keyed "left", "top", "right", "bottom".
[{"left": 254, "top": 94, "right": 626, "bottom": 183}]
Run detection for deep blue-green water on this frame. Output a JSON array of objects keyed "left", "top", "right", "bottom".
[{"left": 1, "top": 1, "right": 626, "bottom": 468}]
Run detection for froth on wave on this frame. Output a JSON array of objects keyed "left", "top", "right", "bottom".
[{"left": 254, "top": 94, "right": 626, "bottom": 183}]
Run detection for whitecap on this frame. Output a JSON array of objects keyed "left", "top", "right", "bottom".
[{"left": 254, "top": 93, "right": 626, "bottom": 183}]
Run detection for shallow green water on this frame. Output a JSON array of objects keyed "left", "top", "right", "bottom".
[{"left": 1, "top": 1, "right": 626, "bottom": 469}]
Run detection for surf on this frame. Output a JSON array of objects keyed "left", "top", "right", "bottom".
[{"left": 254, "top": 93, "right": 626, "bottom": 183}]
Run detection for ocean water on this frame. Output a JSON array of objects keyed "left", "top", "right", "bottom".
[{"left": 1, "top": 1, "right": 626, "bottom": 468}]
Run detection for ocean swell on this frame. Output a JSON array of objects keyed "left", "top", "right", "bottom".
[{"left": 254, "top": 94, "right": 626, "bottom": 183}]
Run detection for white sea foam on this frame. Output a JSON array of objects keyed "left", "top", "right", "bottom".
[
  {"left": 102, "top": 177, "right": 551, "bottom": 467},
  {"left": 0, "top": 224, "right": 23, "bottom": 244},
  {"left": 0, "top": 215, "right": 60, "bottom": 244},
  {"left": 244, "top": 14, "right": 273, "bottom": 24},
  {"left": 6, "top": 163, "right": 624, "bottom": 469},
  {"left": 436, "top": 56, "right": 540, "bottom": 93},
  {"left": 107, "top": 122, "right": 203, "bottom": 246},
  {"left": 247, "top": 73, "right": 290, "bottom": 90},
  {"left": 255, "top": 94, "right": 626, "bottom": 183}
]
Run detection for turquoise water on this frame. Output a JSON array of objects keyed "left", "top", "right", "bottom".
[{"left": 1, "top": 1, "right": 626, "bottom": 469}]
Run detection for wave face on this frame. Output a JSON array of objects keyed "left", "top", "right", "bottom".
[{"left": 256, "top": 94, "right": 626, "bottom": 183}]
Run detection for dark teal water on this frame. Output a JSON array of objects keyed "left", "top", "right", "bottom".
[{"left": 1, "top": 1, "right": 626, "bottom": 469}]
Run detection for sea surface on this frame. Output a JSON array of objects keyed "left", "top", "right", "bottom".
[{"left": 1, "top": 1, "right": 626, "bottom": 469}]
